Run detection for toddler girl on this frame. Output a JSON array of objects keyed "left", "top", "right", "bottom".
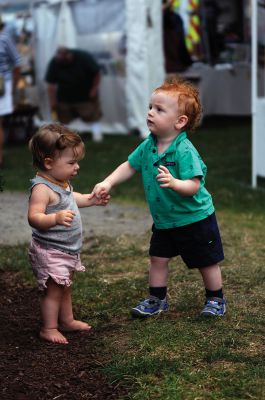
[{"left": 28, "top": 123, "right": 109, "bottom": 344}]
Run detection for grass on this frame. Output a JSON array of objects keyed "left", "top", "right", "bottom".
[{"left": 1, "top": 116, "right": 265, "bottom": 399}]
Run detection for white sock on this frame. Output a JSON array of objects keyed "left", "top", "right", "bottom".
[{"left": 91, "top": 122, "right": 103, "bottom": 142}]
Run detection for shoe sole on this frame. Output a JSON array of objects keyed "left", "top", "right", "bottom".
[
  {"left": 201, "top": 310, "right": 226, "bottom": 317},
  {"left": 131, "top": 308, "right": 168, "bottom": 318},
  {"left": 201, "top": 303, "right": 226, "bottom": 317}
]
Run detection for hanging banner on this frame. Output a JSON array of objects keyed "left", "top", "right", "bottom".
[{"left": 171, "top": 0, "right": 202, "bottom": 59}]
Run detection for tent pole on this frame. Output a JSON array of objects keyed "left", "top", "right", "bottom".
[{"left": 251, "top": 0, "right": 257, "bottom": 188}]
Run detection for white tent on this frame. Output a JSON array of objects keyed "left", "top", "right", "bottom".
[
  {"left": 251, "top": 0, "right": 265, "bottom": 187},
  {"left": 30, "top": 0, "right": 165, "bottom": 138}
]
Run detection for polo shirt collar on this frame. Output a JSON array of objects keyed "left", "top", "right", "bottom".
[{"left": 149, "top": 131, "right": 187, "bottom": 154}]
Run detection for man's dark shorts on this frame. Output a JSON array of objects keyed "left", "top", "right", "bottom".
[
  {"left": 57, "top": 97, "right": 102, "bottom": 124},
  {"left": 149, "top": 213, "right": 224, "bottom": 269}
]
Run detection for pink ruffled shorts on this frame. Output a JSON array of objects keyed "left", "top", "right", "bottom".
[{"left": 29, "top": 239, "right": 85, "bottom": 291}]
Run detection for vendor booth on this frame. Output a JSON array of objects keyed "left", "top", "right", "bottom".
[
  {"left": 32, "top": 0, "right": 165, "bottom": 138},
  {"left": 1, "top": 1, "right": 261, "bottom": 141},
  {"left": 170, "top": 0, "right": 252, "bottom": 116},
  {"left": 1, "top": 0, "right": 165, "bottom": 138}
]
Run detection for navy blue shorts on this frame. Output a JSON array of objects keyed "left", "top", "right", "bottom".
[{"left": 149, "top": 213, "right": 224, "bottom": 269}]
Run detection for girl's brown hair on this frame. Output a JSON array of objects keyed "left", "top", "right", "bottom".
[
  {"left": 29, "top": 123, "right": 85, "bottom": 170},
  {"left": 154, "top": 77, "right": 202, "bottom": 133}
]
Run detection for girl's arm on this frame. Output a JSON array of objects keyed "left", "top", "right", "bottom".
[
  {"left": 93, "top": 161, "right": 136, "bottom": 197},
  {"left": 156, "top": 165, "right": 200, "bottom": 196},
  {"left": 73, "top": 192, "right": 110, "bottom": 208},
  {"left": 28, "top": 184, "right": 75, "bottom": 230}
]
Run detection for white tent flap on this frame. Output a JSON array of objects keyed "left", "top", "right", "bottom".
[{"left": 56, "top": 0, "right": 77, "bottom": 48}]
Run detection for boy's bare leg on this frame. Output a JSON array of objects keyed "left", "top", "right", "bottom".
[
  {"left": 40, "top": 279, "right": 68, "bottom": 344},
  {"left": 149, "top": 256, "right": 170, "bottom": 287},
  {"left": 199, "top": 264, "right": 222, "bottom": 290},
  {"left": 59, "top": 286, "right": 91, "bottom": 331}
]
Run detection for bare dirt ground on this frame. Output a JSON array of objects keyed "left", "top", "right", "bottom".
[
  {"left": 0, "top": 272, "right": 128, "bottom": 400},
  {"left": 0, "top": 191, "right": 152, "bottom": 399}
]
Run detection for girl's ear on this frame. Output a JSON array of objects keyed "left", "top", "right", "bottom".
[
  {"left": 175, "top": 115, "right": 188, "bottom": 130},
  {"left": 44, "top": 157, "right": 54, "bottom": 170}
]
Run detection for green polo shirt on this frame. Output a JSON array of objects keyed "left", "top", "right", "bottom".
[{"left": 128, "top": 131, "right": 214, "bottom": 229}]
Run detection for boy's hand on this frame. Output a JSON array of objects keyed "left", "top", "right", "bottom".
[
  {"left": 93, "top": 181, "right": 112, "bottom": 198},
  {"left": 157, "top": 166, "right": 200, "bottom": 195},
  {"left": 56, "top": 210, "right": 76, "bottom": 227},
  {"left": 87, "top": 192, "right": 110, "bottom": 206},
  {"left": 156, "top": 165, "right": 176, "bottom": 189}
]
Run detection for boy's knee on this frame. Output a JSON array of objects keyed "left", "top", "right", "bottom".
[{"left": 150, "top": 256, "right": 170, "bottom": 267}]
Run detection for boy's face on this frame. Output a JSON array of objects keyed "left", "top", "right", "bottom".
[
  {"left": 147, "top": 91, "right": 180, "bottom": 137},
  {"left": 44, "top": 145, "right": 83, "bottom": 182}
]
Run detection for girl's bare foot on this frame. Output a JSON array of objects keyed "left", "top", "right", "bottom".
[
  {"left": 40, "top": 328, "right": 69, "bottom": 344},
  {"left": 59, "top": 320, "right": 92, "bottom": 332}
]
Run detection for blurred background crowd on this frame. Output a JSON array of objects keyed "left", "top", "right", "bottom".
[{"left": 0, "top": 0, "right": 264, "bottom": 166}]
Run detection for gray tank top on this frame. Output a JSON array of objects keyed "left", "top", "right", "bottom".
[{"left": 30, "top": 176, "right": 82, "bottom": 254}]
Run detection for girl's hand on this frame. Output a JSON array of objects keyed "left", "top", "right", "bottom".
[
  {"left": 55, "top": 210, "right": 76, "bottom": 227},
  {"left": 87, "top": 192, "right": 110, "bottom": 206},
  {"left": 156, "top": 165, "right": 176, "bottom": 189}
]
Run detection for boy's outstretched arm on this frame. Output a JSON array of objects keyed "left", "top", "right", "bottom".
[{"left": 93, "top": 161, "right": 136, "bottom": 197}]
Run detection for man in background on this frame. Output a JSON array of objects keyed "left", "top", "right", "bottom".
[
  {"left": 162, "top": 0, "right": 193, "bottom": 73},
  {"left": 45, "top": 47, "right": 102, "bottom": 142},
  {"left": 0, "top": 15, "right": 21, "bottom": 167}
]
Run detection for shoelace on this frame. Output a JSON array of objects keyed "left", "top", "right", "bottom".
[{"left": 205, "top": 300, "right": 222, "bottom": 310}]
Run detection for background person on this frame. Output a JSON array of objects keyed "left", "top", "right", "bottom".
[
  {"left": 201, "top": 0, "right": 222, "bottom": 65},
  {"left": 162, "top": 0, "right": 193, "bottom": 73},
  {"left": 0, "top": 15, "right": 21, "bottom": 168},
  {"left": 45, "top": 47, "right": 103, "bottom": 142},
  {"left": 93, "top": 78, "right": 226, "bottom": 319}
]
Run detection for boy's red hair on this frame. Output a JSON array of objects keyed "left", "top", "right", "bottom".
[{"left": 154, "top": 77, "right": 202, "bottom": 133}]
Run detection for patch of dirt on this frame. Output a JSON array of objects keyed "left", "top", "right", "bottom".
[
  {"left": 0, "top": 192, "right": 152, "bottom": 398},
  {"left": 0, "top": 272, "right": 128, "bottom": 400}
]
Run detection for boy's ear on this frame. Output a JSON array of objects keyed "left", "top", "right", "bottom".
[
  {"left": 175, "top": 115, "right": 188, "bottom": 130},
  {"left": 44, "top": 157, "right": 54, "bottom": 170}
]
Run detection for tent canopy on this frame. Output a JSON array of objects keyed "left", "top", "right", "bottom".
[{"left": 0, "top": 1, "right": 31, "bottom": 5}]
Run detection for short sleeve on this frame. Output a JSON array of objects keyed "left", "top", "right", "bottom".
[
  {"left": 178, "top": 148, "right": 204, "bottom": 180},
  {"left": 128, "top": 142, "right": 146, "bottom": 172},
  {"left": 45, "top": 59, "right": 57, "bottom": 83},
  {"left": 5, "top": 36, "right": 21, "bottom": 66}
]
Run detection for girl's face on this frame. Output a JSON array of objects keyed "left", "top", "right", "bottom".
[
  {"left": 147, "top": 91, "right": 180, "bottom": 137},
  {"left": 45, "top": 145, "right": 83, "bottom": 182}
]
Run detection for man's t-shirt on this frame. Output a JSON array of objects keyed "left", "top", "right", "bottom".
[{"left": 45, "top": 49, "right": 100, "bottom": 103}]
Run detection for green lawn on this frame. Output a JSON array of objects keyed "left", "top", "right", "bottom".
[{"left": 1, "top": 117, "right": 265, "bottom": 399}]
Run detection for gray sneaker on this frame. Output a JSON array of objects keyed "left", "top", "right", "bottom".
[{"left": 201, "top": 297, "right": 227, "bottom": 316}]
